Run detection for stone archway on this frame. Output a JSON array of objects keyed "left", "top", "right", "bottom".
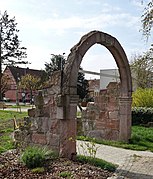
[
  {"left": 60, "top": 30, "right": 132, "bottom": 158},
  {"left": 14, "top": 30, "right": 132, "bottom": 159}
]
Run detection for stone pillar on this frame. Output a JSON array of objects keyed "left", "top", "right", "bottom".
[
  {"left": 119, "top": 97, "right": 132, "bottom": 142},
  {"left": 59, "top": 94, "right": 78, "bottom": 159}
]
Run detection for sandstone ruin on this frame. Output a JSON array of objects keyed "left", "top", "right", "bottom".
[{"left": 14, "top": 30, "right": 132, "bottom": 159}]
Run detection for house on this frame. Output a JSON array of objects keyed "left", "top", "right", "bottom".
[{"left": 3, "top": 66, "right": 45, "bottom": 102}]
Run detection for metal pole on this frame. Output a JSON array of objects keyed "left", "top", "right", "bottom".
[{"left": 60, "top": 56, "right": 63, "bottom": 94}]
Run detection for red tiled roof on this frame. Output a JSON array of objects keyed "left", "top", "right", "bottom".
[{"left": 6, "top": 66, "right": 45, "bottom": 82}]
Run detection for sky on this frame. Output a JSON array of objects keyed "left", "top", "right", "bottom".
[{"left": 0, "top": 0, "right": 152, "bottom": 79}]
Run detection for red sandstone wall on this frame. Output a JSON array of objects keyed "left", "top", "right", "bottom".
[{"left": 80, "top": 82, "right": 120, "bottom": 141}]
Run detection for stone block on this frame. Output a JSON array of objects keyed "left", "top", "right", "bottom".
[
  {"left": 28, "top": 108, "right": 35, "bottom": 117},
  {"left": 96, "top": 121, "right": 106, "bottom": 129},
  {"left": 99, "top": 111, "right": 108, "bottom": 120},
  {"left": 104, "top": 129, "right": 119, "bottom": 140},
  {"left": 35, "top": 109, "right": 44, "bottom": 117},
  {"left": 109, "top": 111, "right": 119, "bottom": 119},
  {"left": 56, "top": 107, "right": 64, "bottom": 119},
  {"left": 50, "top": 106, "right": 57, "bottom": 119},
  {"left": 32, "top": 133, "right": 47, "bottom": 145},
  {"left": 106, "top": 122, "right": 119, "bottom": 130},
  {"left": 50, "top": 120, "right": 60, "bottom": 134},
  {"left": 87, "top": 130, "right": 106, "bottom": 139},
  {"left": 97, "top": 103, "right": 107, "bottom": 111},
  {"left": 41, "top": 117, "right": 50, "bottom": 132},
  {"left": 49, "top": 134, "right": 60, "bottom": 147},
  {"left": 107, "top": 102, "right": 119, "bottom": 111}
]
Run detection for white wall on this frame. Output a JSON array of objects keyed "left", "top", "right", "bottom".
[{"left": 100, "top": 69, "right": 120, "bottom": 89}]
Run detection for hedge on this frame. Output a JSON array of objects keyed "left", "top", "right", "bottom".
[{"left": 132, "top": 107, "right": 153, "bottom": 125}]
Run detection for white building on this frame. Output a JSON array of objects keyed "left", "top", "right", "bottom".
[{"left": 100, "top": 69, "right": 120, "bottom": 89}]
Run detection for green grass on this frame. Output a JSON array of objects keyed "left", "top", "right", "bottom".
[
  {"left": 77, "top": 126, "right": 153, "bottom": 152},
  {"left": 59, "top": 171, "right": 72, "bottom": 178},
  {"left": 130, "top": 126, "right": 153, "bottom": 152},
  {"left": 0, "top": 110, "right": 27, "bottom": 121},
  {"left": 0, "top": 110, "right": 28, "bottom": 154},
  {"left": 77, "top": 155, "right": 117, "bottom": 172},
  {"left": 31, "top": 167, "right": 45, "bottom": 173},
  {"left": 11, "top": 104, "right": 33, "bottom": 108}
]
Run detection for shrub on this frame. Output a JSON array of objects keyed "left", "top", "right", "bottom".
[
  {"left": 59, "top": 171, "right": 72, "bottom": 178},
  {"left": 31, "top": 167, "right": 45, "bottom": 173},
  {"left": 132, "top": 107, "right": 153, "bottom": 125},
  {"left": 132, "top": 88, "right": 153, "bottom": 107},
  {"left": 77, "top": 155, "right": 116, "bottom": 172},
  {"left": 21, "top": 146, "right": 56, "bottom": 169}
]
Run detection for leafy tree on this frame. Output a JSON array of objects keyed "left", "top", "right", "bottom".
[
  {"left": 19, "top": 74, "right": 41, "bottom": 104},
  {"left": 77, "top": 67, "right": 89, "bottom": 100},
  {"left": 1, "top": 73, "right": 10, "bottom": 97},
  {"left": 44, "top": 54, "right": 65, "bottom": 78},
  {"left": 141, "top": 0, "right": 153, "bottom": 38},
  {"left": 44, "top": 54, "right": 89, "bottom": 101},
  {"left": 132, "top": 88, "right": 153, "bottom": 107},
  {"left": 130, "top": 47, "right": 153, "bottom": 88},
  {"left": 0, "top": 10, "right": 27, "bottom": 100}
]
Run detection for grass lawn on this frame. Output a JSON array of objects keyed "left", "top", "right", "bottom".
[
  {"left": 0, "top": 110, "right": 28, "bottom": 154},
  {"left": 77, "top": 126, "right": 153, "bottom": 152},
  {"left": 11, "top": 104, "right": 34, "bottom": 108}
]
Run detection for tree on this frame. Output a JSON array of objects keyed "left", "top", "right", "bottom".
[
  {"left": 1, "top": 73, "right": 10, "bottom": 97},
  {"left": 130, "top": 47, "right": 153, "bottom": 88},
  {"left": 0, "top": 10, "right": 27, "bottom": 100},
  {"left": 44, "top": 54, "right": 89, "bottom": 100},
  {"left": 19, "top": 74, "right": 42, "bottom": 104},
  {"left": 44, "top": 54, "right": 65, "bottom": 79},
  {"left": 141, "top": 0, "right": 153, "bottom": 38},
  {"left": 77, "top": 67, "right": 89, "bottom": 100}
]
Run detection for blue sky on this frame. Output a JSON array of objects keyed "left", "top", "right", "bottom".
[{"left": 0, "top": 0, "right": 151, "bottom": 78}]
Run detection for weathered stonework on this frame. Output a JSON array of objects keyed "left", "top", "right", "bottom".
[
  {"left": 14, "top": 30, "right": 132, "bottom": 159},
  {"left": 78, "top": 82, "right": 120, "bottom": 140},
  {"left": 14, "top": 72, "right": 62, "bottom": 153}
]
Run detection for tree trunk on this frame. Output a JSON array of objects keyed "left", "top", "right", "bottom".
[{"left": 0, "top": 28, "right": 2, "bottom": 101}]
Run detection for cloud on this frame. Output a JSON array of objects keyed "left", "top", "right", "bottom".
[
  {"left": 32, "top": 12, "right": 140, "bottom": 35},
  {"left": 1, "top": 1, "right": 140, "bottom": 36},
  {"left": 74, "top": 0, "right": 101, "bottom": 5}
]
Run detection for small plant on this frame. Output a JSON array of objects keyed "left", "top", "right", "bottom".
[
  {"left": 21, "top": 146, "right": 56, "bottom": 169},
  {"left": 31, "top": 167, "right": 45, "bottom": 173},
  {"left": 59, "top": 171, "right": 72, "bottom": 178},
  {"left": 77, "top": 155, "right": 116, "bottom": 172},
  {"left": 79, "top": 138, "right": 99, "bottom": 159}
]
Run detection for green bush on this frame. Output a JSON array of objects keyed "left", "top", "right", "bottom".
[
  {"left": 77, "top": 155, "right": 116, "bottom": 172},
  {"left": 132, "top": 88, "right": 153, "bottom": 107},
  {"left": 31, "top": 167, "right": 45, "bottom": 173},
  {"left": 132, "top": 107, "right": 153, "bottom": 125},
  {"left": 59, "top": 171, "right": 72, "bottom": 178},
  {"left": 21, "top": 146, "right": 56, "bottom": 169}
]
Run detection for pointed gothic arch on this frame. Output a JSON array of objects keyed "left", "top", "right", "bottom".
[{"left": 60, "top": 31, "right": 132, "bottom": 158}]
